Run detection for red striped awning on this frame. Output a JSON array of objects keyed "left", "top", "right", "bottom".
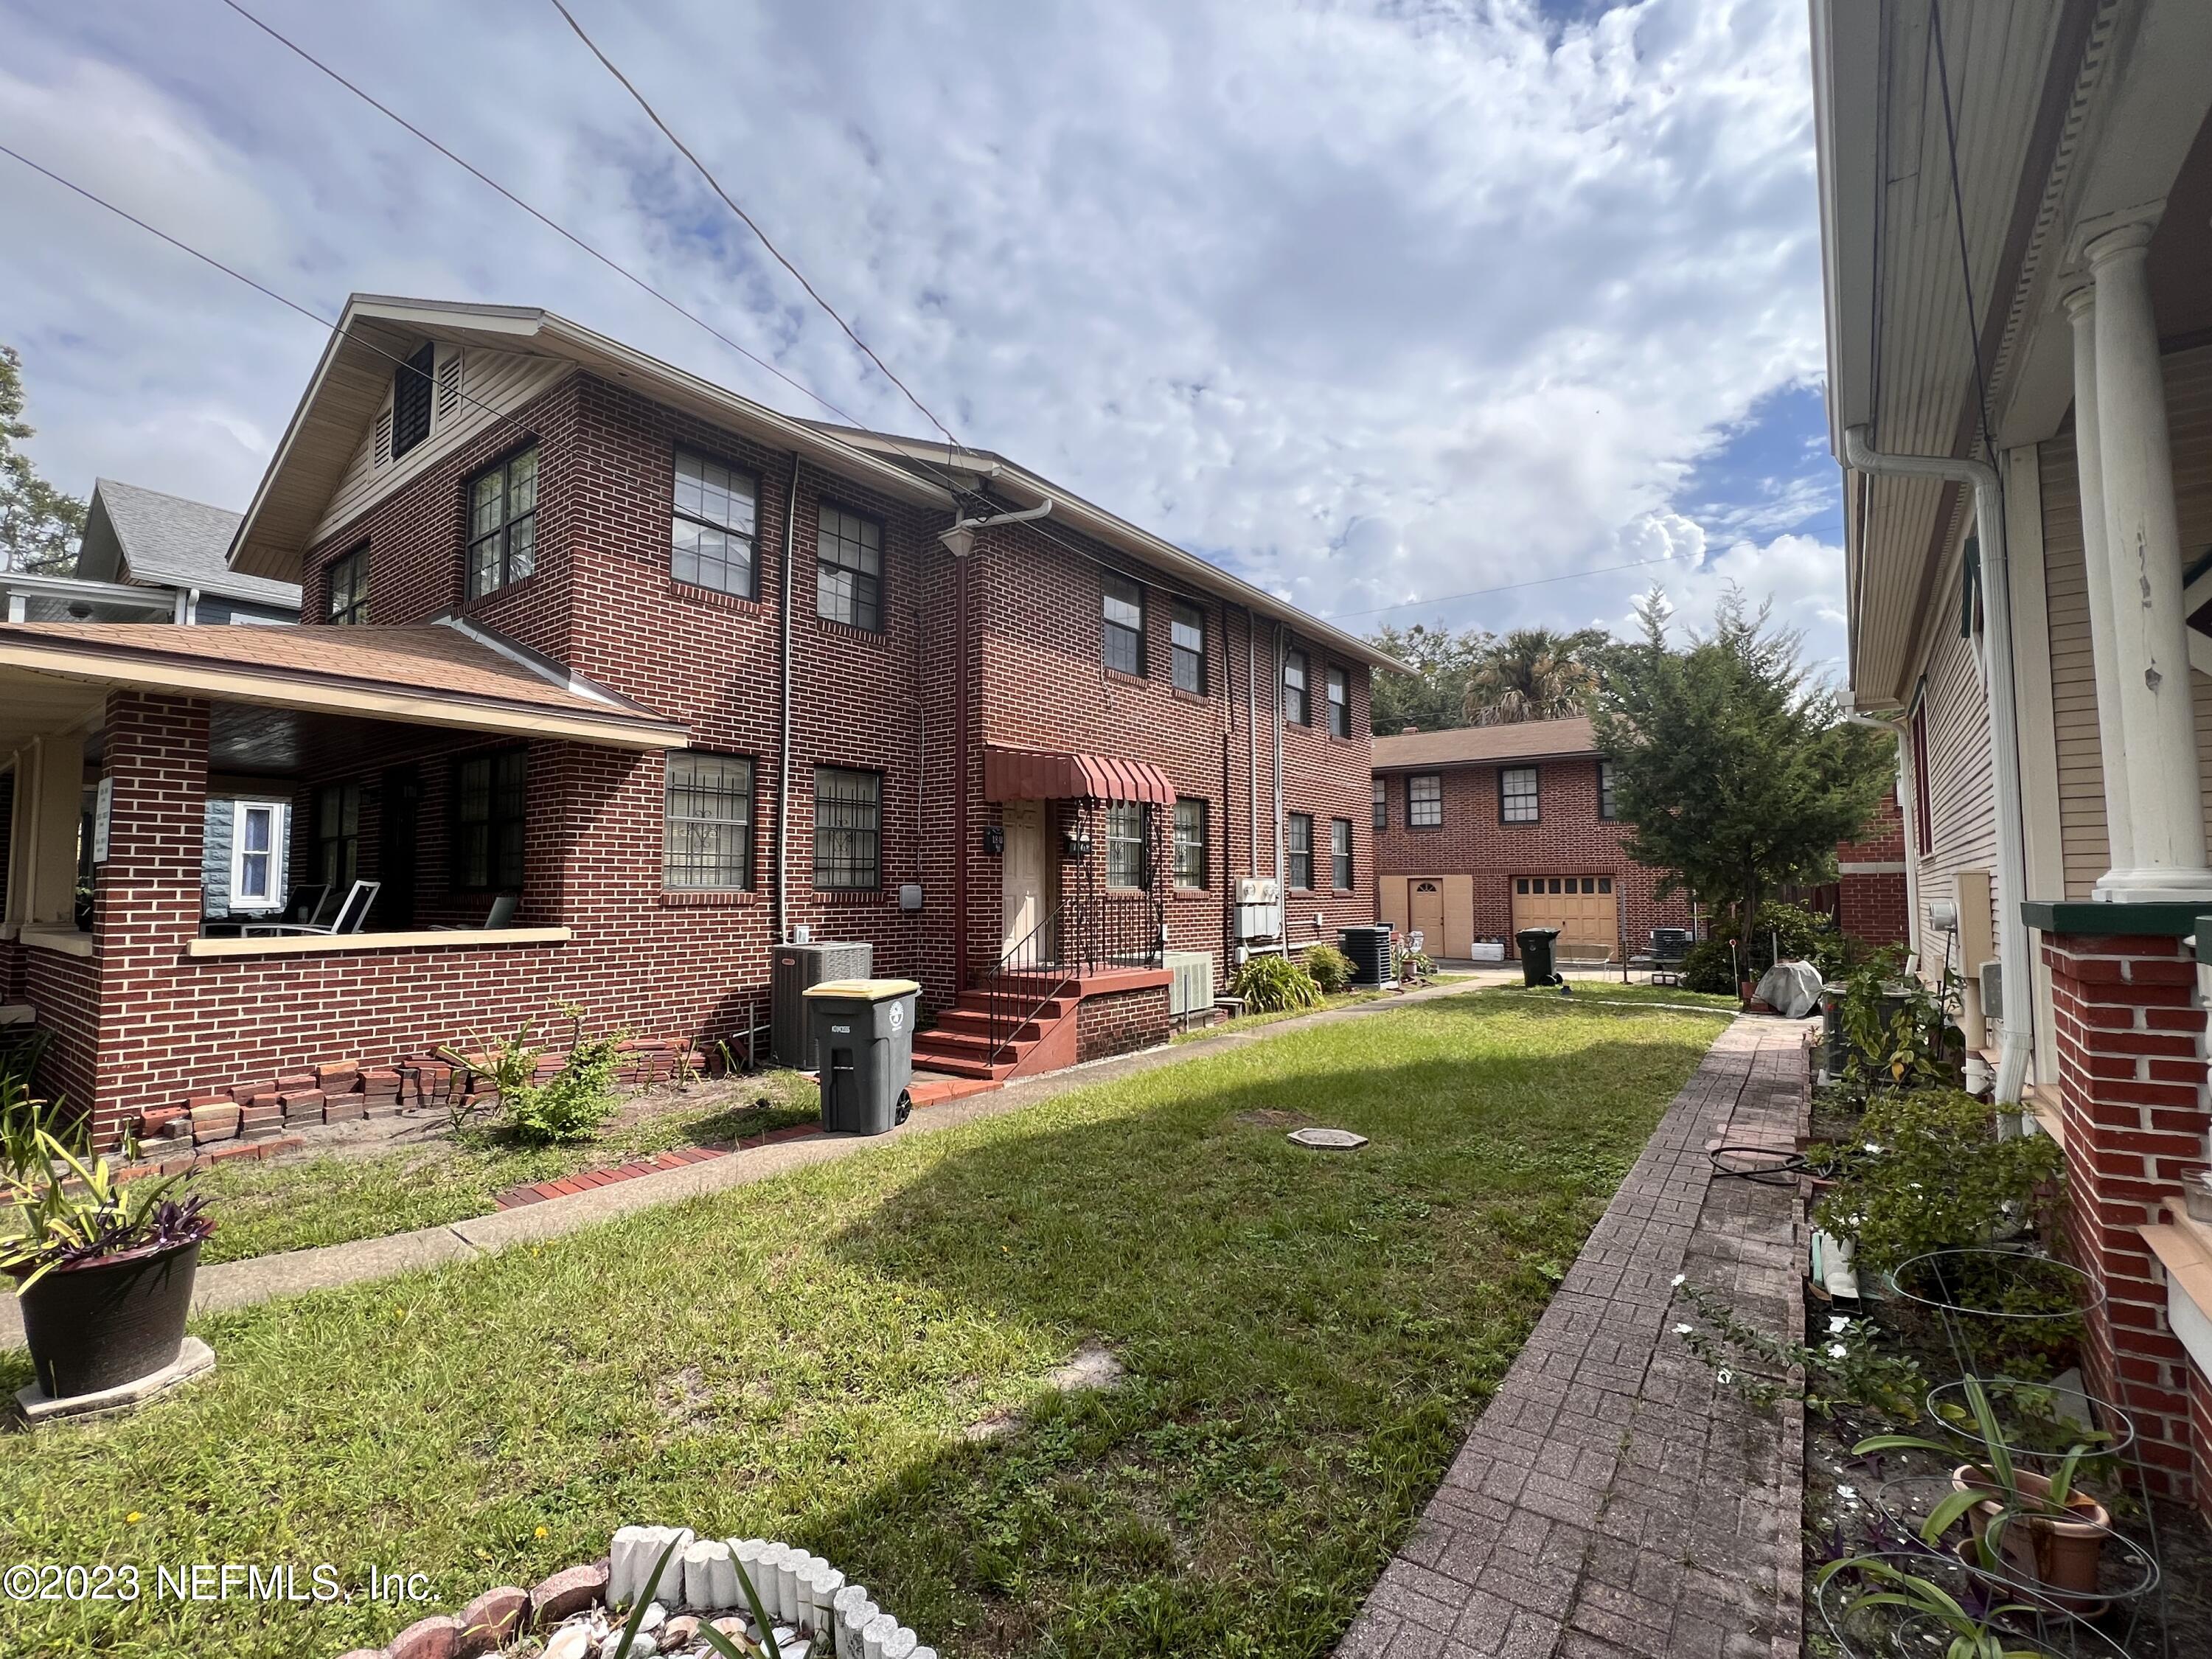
[{"left": 984, "top": 745, "right": 1174, "bottom": 804}]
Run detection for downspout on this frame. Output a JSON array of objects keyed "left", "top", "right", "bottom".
[
  {"left": 1843, "top": 426, "right": 2031, "bottom": 1103},
  {"left": 775, "top": 452, "right": 798, "bottom": 943},
  {"left": 1273, "top": 625, "right": 1286, "bottom": 902},
  {"left": 1245, "top": 606, "right": 1257, "bottom": 888}
]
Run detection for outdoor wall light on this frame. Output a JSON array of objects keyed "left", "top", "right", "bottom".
[
  {"left": 1062, "top": 833, "right": 1092, "bottom": 863},
  {"left": 983, "top": 825, "right": 1005, "bottom": 856}
]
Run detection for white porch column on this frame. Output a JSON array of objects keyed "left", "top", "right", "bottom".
[
  {"left": 2085, "top": 220, "right": 2212, "bottom": 900},
  {"left": 2062, "top": 286, "right": 2138, "bottom": 890}
]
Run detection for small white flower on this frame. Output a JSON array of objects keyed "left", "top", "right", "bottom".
[
  {"left": 1716, "top": 1368, "right": 1733, "bottom": 1385},
  {"left": 1836, "top": 1484, "right": 1858, "bottom": 1501},
  {"left": 1863, "top": 1142, "right": 1882, "bottom": 1154},
  {"left": 1674, "top": 1323, "right": 1694, "bottom": 1335},
  {"left": 1827, "top": 1343, "right": 1849, "bottom": 1360},
  {"left": 1671, "top": 1273, "right": 1686, "bottom": 1287},
  {"left": 1828, "top": 1316, "right": 1850, "bottom": 1335}
]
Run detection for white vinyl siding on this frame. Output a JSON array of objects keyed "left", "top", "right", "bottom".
[
  {"left": 1907, "top": 592, "right": 1999, "bottom": 962},
  {"left": 2037, "top": 429, "right": 2110, "bottom": 899}
]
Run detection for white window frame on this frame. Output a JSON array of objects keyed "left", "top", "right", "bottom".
[{"left": 229, "top": 800, "right": 288, "bottom": 913}]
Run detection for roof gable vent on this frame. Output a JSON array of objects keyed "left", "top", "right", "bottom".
[
  {"left": 372, "top": 407, "right": 392, "bottom": 469},
  {"left": 436, "top": 349, "right": 463, "bottom": 422}
]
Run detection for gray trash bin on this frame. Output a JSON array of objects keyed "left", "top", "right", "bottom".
[{"left": 804, "top": 978, "right": 920, "bottom": 1135}]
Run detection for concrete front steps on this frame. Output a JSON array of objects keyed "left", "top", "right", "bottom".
[{"left": 911, "top": 967, "right": 1168, "bottom": 1081}]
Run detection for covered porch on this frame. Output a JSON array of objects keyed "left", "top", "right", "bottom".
[{"left": 0, "top": 619, "right": 684, "bottom": 1147}]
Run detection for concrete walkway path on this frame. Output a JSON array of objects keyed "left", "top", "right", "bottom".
[
  {"left": 1338, "top": 1015, "right": 1810, "bottom": 1659},
  {"left": 1, "top": 971, "right": 1514, "bottom": 1349}
]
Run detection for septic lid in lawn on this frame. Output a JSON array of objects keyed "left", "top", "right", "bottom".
[{"left": 1288, "top": 1127, "right": 1368, "bottom": 1150}]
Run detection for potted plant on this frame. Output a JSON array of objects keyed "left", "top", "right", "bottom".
[
  {"left": 1, "top": 1079, "right": 214, "bottom": 1399},
  {"left": 1813, "top": 1554, "right": 2112, "bottom": 1658},
  {"left": 1854, "top": 1377, "right": 2109, "bottom": 1608}
]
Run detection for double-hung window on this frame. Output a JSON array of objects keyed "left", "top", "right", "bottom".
[
  {"left": 817, "top": 503, "right": 882, "bottom": 629},
  {"left": 813, "top": 768, "right": 880, "bottom": 890},
  {"left": 671, "top": 449, "right": 757, "bottom": 598},
  {"left": 1105, "top": 801, "right": 1150, "bottom": 889},
  {"left": 1286, "top": 813, "right": 1313, "bottom": 890},
  {"left": 1373, "top": 778, "right": 1388, "bottom": 831},
  {"left": 316, "top": 782, "right": 361, "bottom": 889},
  {"left": 1170, "top": 600, "right": 1205, "bottom": 693},
  {"left": 466, "top": 447, "right": 538, "bottom": 599},
  {"left": 327, "top": 546, "right": 369, "bottom": 626},
  {"left": 665, "top": 754, "right": 754, "bottom": 889},
  {"left": 1598, "top": 760, "right": 1618, "bottom": 821},
  {"left": 229, "top": 801, "right": 286, "bottom": 911},
  {"left": 1326, "top": 665, "right": 1350, "bottom": 737},
  {"left": 1283, "top": 650, "right": 1310, "bottom": 724},
  {"left": 1331, "top": 818, "right": 1353, "bottom": 890},
  {"left": 1409, "top": 773, "right": 1441, "bottom": 828},
  {"left": 1500, "top": 765, "right": 1540, "bottom": 824},
  {"left": 454, "top": 748, "right": 527, "bottom": 890},
  {"left": 1172, "top": 797, "right": 1208, "bottom": 888},
  {"left": 1103, "top": 573, "right": 1144, "bottom": 675}
]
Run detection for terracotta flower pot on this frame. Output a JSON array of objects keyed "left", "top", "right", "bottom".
[{"left": 1951, "top": 1464, "right": 2108, "bottom": 1609}]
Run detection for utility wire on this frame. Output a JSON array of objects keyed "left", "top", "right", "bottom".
[
  {"left": 1929, "top": 0, "right": 1997, "bottom": 467},
  {"left": 1320, "top": 551, "right": 1688, "bottom": 621},
  {"left": 546, "top": 0, "right": 959, "bottom": 449}
]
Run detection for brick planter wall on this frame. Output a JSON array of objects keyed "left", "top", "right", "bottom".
[{"left": 2041, "top": 928, "right": 2207, "bottom": 1499}]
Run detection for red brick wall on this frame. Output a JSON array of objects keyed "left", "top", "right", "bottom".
[
  {"left": 1374, "top": 755, "right": 1691, "bottom": 954},
  {"left": 1837, "top": 795, "right": 1909, "bottom": 944},
  {"left": 1075, "top": 983, "right": 1171, "bottom": 1062},
  {"left": 24, "top": 946, "right": 96, "bottom": 1118},
  {"left": 2041, "top": 930, "right": 2206, "bottom": 1499}
]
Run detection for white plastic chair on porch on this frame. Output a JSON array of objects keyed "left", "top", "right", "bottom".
[
  {"left": 240, "top": 880, "right": 380, "bottom": 937},
  {"left": 430, "top": 894, "right": 518, "bottom": 931}
]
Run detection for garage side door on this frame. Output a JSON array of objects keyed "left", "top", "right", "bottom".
[{"left": 1511, "top": 875, "right": 1619, "bottom": 960}]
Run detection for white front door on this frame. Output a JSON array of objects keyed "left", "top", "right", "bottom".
[{"left": 1001, "top": 801, "right": 1051, "bottom": 957}]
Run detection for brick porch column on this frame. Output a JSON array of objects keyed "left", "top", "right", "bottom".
[
  {"left": 91, "top": 692, "right": 209, "bottom": 1150},
  {"left": 2031, "top": 905, "right": 2208, "bottom": 1500}
]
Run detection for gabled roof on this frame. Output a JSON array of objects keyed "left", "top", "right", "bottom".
[
  {"left": 1371, "top": 715, "right": 1599, "bottom": 770},
  {"left": 76, "top": 479, "right": 299, "bottom": 609}
]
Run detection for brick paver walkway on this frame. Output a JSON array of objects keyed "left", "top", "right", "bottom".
[{"left": 1339, "top": 1016, "right": 1809, "bottom": 1659}]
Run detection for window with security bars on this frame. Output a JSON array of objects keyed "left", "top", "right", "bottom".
[
  {"left": 1500, "top": 766, "right": 1540, "bottom": 824},
  {"left": 1326, "top": 665, "right": 1350, "bottom": 737},
  {"left": 813, "top": 767, "right": 880, "bottom": 890},
  {"left": 317, "top": 782, "right": 361, "bottom": 888},
  {"left": 1170, "top": 600, "right": 1205, "bottom": 693},
  {"left": 1283, "top": 650, "right": 1310, "bottom": 723},
  {"left": 467, "top": 448, "right": 538, "bottom": 599},
  {"left": 1331, "top": 818, "right": 1352, "bottom": 889},
  {"left": 1286, "top": 813, "right": 1313, "bottom": 889},
  {"left": 327, "top": 546, "right": 369, "bottom": 625},
  {"left": 664, "top": 754, "right": 754, "bottom": 889},
  {"left": 1173, "top": 797, "right": 1208, "bottom": 888},
  {"left": 672, "top": 449, "right": 757, "bottom": 598},
  {"left": 816, "top": 503, "right": 882, "bottom": 629},
  {"left": 1409, "top": 773, "right": 1441, "bottom": 827},
  {"left": 453, "top": 748, "right": 526, "bottom": 890},
  {"left": 1373, "top": 779, "right": 1387, "bottom": 831},
  {"left": 1105, "top": 801, "right": 1150, "bottom": 889},
  {"left": 392, "top": 341, "right": 435, "bottom": 460},
  {"left": 1103, "top": 573, "right": 1144, "bottom": 675},
  {"left": 1598, "top": 759, "right": 1618, "bottom": 821}
]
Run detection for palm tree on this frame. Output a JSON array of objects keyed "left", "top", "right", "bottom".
[{"left": 1463, "top": 627, "right": 1610, "bottom": 726}]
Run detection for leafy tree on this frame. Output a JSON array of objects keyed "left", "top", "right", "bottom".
[
  {"left": 1367, "top": 622, "right": 1486, "bottom": 734},
  {"left": 1589, "top": 587, "right": 1891, "bottom": 931},
  {"left": 1, "top": 344, "right": 86, "bottom": 574},
  {"left": 1464, "top": 626, "right": 1611, "bottom": 726}
]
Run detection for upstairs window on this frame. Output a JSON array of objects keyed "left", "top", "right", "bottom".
[
  {"left": 1286, "top": 813, "right": 1313, "bottom": 890},
  {"left": 392, "top": 341, "right": 435, "bottom": 460},
  {"left": 467, "top": 447, "right": 538, "bottom": 599},
  {"left": 454, "top": 748, "right": 527, "bottom": 891},
  {"left": 665, "top": 753, "right": 754, "bottom": 890},
  {"left": 1331, "top": 818, "right": 1353, "bottom": 889},
  {"left": 1103, "top": 573, "right": 1144, "bottom": 675},
  {"left": 816, "top": 503, "right": 882, "bottom": 630},
  {"left": 1500, "top": 765, "right": 1540, "bottom": 824},
  {"left": 1373, "top": 778, "right": 1387, "bottom": 831},
  {"left": 1409, "top": 773, "right": 1441, "bottom": 827},
  {"left": 672, "top": 449, "right": 757, "bottom": 599},
  {"left": 1173, "top": 797, "right": 1208, "bottom": 888},
  {"left": 316, "top": 782, "right": 361, "bottom": 888},
  {"left": 1170, "top": 600, "right": 1206, "bottom": 693},
  {"left": 1326, "top": 665, "right": 1351, "bottom": 738},
  {"left": 813, "top": 767, "right": 881, "bottom": 891},
  {"left": 1105, "top": 801, "right": 1150, "bottom": 889},
  {"left": 1284, "top": 649, "right": 1310, "bottom": 724},
  {"left": 327, "top": 546, "right": 369, "bottom": 626},
  {"left": 1598, "top": 760, "right": 1618, "bottom": 821}
]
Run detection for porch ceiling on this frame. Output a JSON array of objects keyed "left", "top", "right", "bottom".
[{"left": 0, "top": 621, "right": 688, "bottom": 751}]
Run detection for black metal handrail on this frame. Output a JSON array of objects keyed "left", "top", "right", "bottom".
[{"left": 978, "top": 889, "right": 1164, "bottom": 1067}]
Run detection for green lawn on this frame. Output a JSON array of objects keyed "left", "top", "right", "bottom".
[
  {"left": 189, "top": 1077, "right": 820, "bottom": 1265},
  {"left": 1523, "top": 979, "right": 1742, "bottom": 1012},
  {"left": 0, "top": 991, "right": 1724, "bottom": 1659}
]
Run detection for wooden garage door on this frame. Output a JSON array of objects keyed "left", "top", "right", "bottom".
[{"left": 1512, "top": 875, "right": 1618, "bottom": 961}]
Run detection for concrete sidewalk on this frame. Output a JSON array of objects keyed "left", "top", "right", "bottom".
[{"left": 2, "top": 971, "right": 1508, "bottom": 1349}]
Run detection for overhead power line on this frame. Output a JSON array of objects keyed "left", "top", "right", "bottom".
[
  {"left": 546, "top": 0, "right": 958, "bottom": 449},
  {"left": 1319, "top": 551, "right": 1690, "bottom": 622}
]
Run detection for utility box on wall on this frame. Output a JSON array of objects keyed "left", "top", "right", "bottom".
[{"left": 771, "top": 941, "right": 874, "bottom": 1069}]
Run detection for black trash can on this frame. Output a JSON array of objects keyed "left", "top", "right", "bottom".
[
  {"left": 1516, "top": 927, "right": 1563, "bottom": 987},
  {"left": 804, "top": 978, "right": 919, "bottom": 1135},
  {"left": 1820, "top": 982, "right": 1849, "bottom": 1077}
]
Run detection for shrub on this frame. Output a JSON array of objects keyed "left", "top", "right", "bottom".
[
  {"left": 1680, "top": 938, "right": 1738, "bottom": 995},
  {"left": 1228, "top": 954, "right": 1324, "bottom": 1014},
  {"left": 1301, "top": 943, "right": 1355, "bottom": 995},
  {"left": 439, "top": 1003, "right": 629, "bottom": 1145}
]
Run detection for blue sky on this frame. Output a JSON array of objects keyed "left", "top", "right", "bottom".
[{"left": 0, "top": 0, "right": 1847, "bottom": 669}]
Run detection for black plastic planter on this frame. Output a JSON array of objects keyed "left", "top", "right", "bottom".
[{"left": 14, "top": 1237, "right": 201, "bottom": 1399}]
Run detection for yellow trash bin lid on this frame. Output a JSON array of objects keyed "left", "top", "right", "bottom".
[{"left": 803, "top": 978, "right": 921, "bottom": 1001}]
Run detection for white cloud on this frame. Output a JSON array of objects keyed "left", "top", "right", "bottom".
[{"left": 0, "top": 0, "right": 1840, "bottom": 657}]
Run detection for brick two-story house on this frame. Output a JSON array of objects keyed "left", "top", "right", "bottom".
[{"left": 0, "top": 296, "right": 1387, "bottom": 1145}]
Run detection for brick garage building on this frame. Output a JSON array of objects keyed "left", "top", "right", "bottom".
[
  {"left": 0, "top": 296, "right": 1385, "bottom": 1147},
  {"left": 1371, "top": 716, "right": 1693, "bottom": 963}
]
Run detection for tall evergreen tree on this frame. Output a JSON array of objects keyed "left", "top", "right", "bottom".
[
  {"left": 1463, "top": 626, "right": 1610, "bottom": 726},
  {"left": 0, "top": 345, "right": 86, "bottom": 574},
  {"left": 1589, "top": 588, "right": 1891, "bottom": 931}
]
